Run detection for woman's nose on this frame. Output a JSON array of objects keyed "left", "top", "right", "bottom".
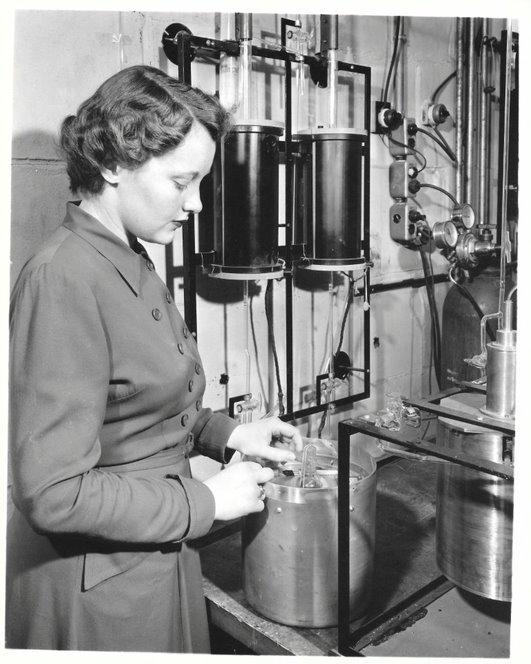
[{"left": 182, "top": 186, "right": 202, "bottom": 215}]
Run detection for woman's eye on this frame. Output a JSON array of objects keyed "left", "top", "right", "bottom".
[{"left": 174, "top": 181, "right": 188, "bottom": 191}]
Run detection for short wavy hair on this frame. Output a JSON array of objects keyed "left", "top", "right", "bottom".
[{"left": 59, "top": 65, "right": 231, "bottom": 194}]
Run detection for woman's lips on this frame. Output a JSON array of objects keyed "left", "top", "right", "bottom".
[{"left": 172, "top": 217, "right": 189, "bottom": 228}]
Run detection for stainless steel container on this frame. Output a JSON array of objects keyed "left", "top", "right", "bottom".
[
  {"left": 483, "top": 328, "right": 517, "bottom": 419},
  {"left": 436, "top": 394, "right": 513, "bottom": 601},
  {"left": 242, "top": 446, "right": 377, "bottom": 627}
]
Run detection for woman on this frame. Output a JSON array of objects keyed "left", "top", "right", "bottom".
[{"left": 7, "top": 65, "right": 302, "bottom": 653}]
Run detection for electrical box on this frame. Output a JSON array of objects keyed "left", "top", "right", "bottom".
[
  {"left": 389, "top": 201, "right": 417, "bottom": 245},
  {"left": 389, "top": 117, "right": 414, "bottom": 158},
  {"left": 389, "top": 159, "right": 409, "bottom": 199}
]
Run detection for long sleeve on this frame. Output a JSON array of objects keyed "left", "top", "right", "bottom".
[
  {"left": 192, "top": 409, "right": 238, "bottom": 464},
  {"left": 10, "top": 262, "right": 215, "bottom": 544}
]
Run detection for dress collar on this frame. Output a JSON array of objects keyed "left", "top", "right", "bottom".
[{"left": 62, "top": 202, "right": 143, "bottom": 295}]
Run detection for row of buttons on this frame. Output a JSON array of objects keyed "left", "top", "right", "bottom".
[
  {"left": 143, "top": 259, "right": 202, "bottom": 423},
  {"left": 180, "top": 400, "right": 203, "bottom": 427}
]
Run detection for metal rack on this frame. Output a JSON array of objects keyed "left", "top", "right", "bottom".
[
  {"left": 161, "top": 22, "right": 372, "bottom": 421},
  {"left": 336, "top": 386, "right": 514, "bottom": 655}
]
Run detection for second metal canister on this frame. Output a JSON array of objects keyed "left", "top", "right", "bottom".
[
  {"left": 436, "top": 394, "right": 513, "bottom": 601},
  {"left": 294, "top": 128, "right": 366, "bottom": 271},
  {"left": 242, "top": 446, "right": 376, "bottom": 627}
]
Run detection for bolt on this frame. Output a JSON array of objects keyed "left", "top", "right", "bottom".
[
  {"left": 349, "top": 506, "right": 354, "bottom": 512},
  {"left": 275, "top": 507, "right": 282, "bottom": 514},
  {"left": 287, "top": 30, "right": 293, "bottom": 39},
  {"left": 393, "top": 213, "right": 401, "bottom": 224}
]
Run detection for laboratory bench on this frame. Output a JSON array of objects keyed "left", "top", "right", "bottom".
[{"left": 195, "top": 455, "right": 510, "bottom": 656}]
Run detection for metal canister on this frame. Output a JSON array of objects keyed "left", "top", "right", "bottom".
[
  {"left": 293, "top": 129, "right": 366, "bottom": 271},
  {"left": 483, "top": 328, "right": 517, "bottom": 419},
  {"left": 210, "top": 121, "right": 284, "bottom": 280},
  {"left": 436, "top": 394, "right": 513, "bottom": 601},
  {"left": 242, "top": 447, "right": 376, "bottom": 627}
]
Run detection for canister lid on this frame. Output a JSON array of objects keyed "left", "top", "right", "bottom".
[
  {"left": 438, "top": 393, "right": 494, "bottom": 433},
  {"left": 293, "top": 127, "right": 367, "bottom": 141},
  {"left": 229, "top": 119, "right": 284, "bottom": 135}
]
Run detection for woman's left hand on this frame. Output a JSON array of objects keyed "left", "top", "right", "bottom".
[{"left": 226, "top": 417, "right": 304, "bottom": 463}]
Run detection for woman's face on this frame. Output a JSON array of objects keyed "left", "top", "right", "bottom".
[{"left": 112, "top": 122, "right": 216, "bottom": 245}]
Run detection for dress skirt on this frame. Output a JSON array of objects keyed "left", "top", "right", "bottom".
[{"left": 6, "top": 451, "right": 211, "bottom": 652}]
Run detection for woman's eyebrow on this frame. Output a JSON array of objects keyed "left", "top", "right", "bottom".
[{"left": 172, "top": 170, "right": 198, "bottom": 178}]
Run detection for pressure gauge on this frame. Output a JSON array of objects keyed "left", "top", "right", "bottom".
[
  {"left": 452, "top": 203, "right": 475, "bottom": 230},
  {"left": 432, "top": 221, "right": 458, "bottom": 249}
]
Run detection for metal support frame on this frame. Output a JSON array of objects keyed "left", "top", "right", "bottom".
[
  {"left": 162, "top": 24, "right": 372, "bottom": 423},
  {"left": 337, "top": 387, "right": 514, "bottom": 655}
]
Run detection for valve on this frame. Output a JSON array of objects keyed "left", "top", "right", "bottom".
[
  {"left": 375, "top": 101, "right": 403, "bottom": 134},
  {"left": 421, "top": 100, "right": 451, "bottom": 127}
]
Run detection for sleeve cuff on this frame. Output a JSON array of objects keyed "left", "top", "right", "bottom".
[
  {"left": 166, "top": 475, "right": 216, "bottom": 541},
  {"left": 194, "top": 412, "right": 239, "bottom": 464}
]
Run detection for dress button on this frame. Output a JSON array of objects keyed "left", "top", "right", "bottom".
[
  {"left": 152, "top": 308, "right": 162, "bottom": 321},
  {"left": 165, "top": 291, "right": 172, "bottom": 303},
  {"left": 178, "top": 343, "right": 184, "bottom": 354},
  {"left": 181, "top": 413, "right": 189, "bottom": 427},
  {"left": 195, "top": 363, "right": 201, "bottom": 375},
  {"left": 188, "top": 379, "right": 194, "bottom": 392},
  {"left": 146, "top": 260, "right": 155, "bottom": 271},
  {"left": 196, "top": 400, "right": 202, "bottom": 411},
  {"left": 183, "top": 327, "right": 189, "bottom": 338}
]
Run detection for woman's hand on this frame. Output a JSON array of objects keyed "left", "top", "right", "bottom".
[
  {"left": 203, "top": 461, "right": 274, "bottom": 520},
  {"left": 226, "top": 417, "right": 303, "bottom": 463}
]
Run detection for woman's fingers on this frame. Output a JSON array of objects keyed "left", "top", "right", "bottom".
[{"left": 271, "top": 420, "right": 304, "bottom": 451}]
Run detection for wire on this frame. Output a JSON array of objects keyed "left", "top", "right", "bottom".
[
  {"left": 431, "top": 70, "right": 457, "bottom": 102},
  {"left": 249, "top": 294, "right": 269, "bottom": 412},
  {"left": 265, "top": 280, "right": 285, "bottom": 416},
  {"left": 433, "top": 125, "right": 456, "bottom": 161},
  {"left": 419, "top": 183, "right": 459, "bottom": 206},
  {"left": 381, "top": 16, "right": 402, "bottom": 102},
  {"left": 385, "top": 135, "right": 427, "bottom": 173},
  {"left": 420, "top": 248, "right": 442, "bottom": 389},
  {"left": 415, "top": 126, "right": 456, "bottom": 162},
  {"left": 335, "top": 272, "right": 365, "bottom": 356},
  {"left": 317, "top": 407, "right": 328, "bottom": 439}
]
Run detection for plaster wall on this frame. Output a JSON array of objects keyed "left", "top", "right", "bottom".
[{"left": 11, "top": 10, "right": 476, "bottom": 460}]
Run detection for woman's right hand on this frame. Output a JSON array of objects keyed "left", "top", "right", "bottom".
[{"left": 203, "top": 461, "right": 274, "bottom": 521}]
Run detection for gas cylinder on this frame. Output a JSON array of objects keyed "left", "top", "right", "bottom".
[{"left": 440, "top": 266, "right": 512, "bottom": 387}]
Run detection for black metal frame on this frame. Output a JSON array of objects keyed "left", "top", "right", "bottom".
[
  {"left": 336, "top": 387, "right": 515, "bottom": 655},
  {"left": 162, "top": 24, "right": 372, "bottom": 422}
]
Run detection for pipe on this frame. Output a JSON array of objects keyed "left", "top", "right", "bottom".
[
  {"left": 497, "top": 20, "right": 513, "bottom": 315},
  {"left": 455, "top": 18, "right": 465, "bottom": 202},
  {"left": 321, "top": 15, "right": 339, "bottom": 128},
  {"left": 465, "top": 18, "right": 475, "bottom": 206},
  {"left": 396, "top": 17, "right": 406, "bottom": 114},
  {"left": 243, "top": 280, "right": 251, "bottom": 395},
  {"left": 327, "top": 49, "right": 338, "bottom": 128},
  {"left": 236, "top": 13, "right": 253, "bottom": 121},
  {"left": 219, "top": 13, "right": 239, "bottom": 111},
  {"left": 478, "top": 19, "right": 489, "bottom": 227}
]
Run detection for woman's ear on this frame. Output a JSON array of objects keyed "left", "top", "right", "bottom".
[{"left": 100, "top": 165, "right": 122, "bottom": 186}]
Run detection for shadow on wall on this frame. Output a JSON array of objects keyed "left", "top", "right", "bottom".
[{"left": 11, "top": 131, "right": 72, "bottom": 286}]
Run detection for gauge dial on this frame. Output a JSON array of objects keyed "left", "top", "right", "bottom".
[
  {"left": 432, "top": 221, "right": 458, "bottom": 249},
  {"left": 453, "top": 203, "right": 475, "bottom": 229}
]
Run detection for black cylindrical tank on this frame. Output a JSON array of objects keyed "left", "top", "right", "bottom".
[
  {"left": 210, "top": 122, "right": 284, "bottom": 280},
  {"left": 441, "top": 266, "right": 514, "bottom": 387},
  {"left": 294, "top": 129, "right": 366, "bottom": 270}
]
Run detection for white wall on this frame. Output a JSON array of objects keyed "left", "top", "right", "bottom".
[{"left": 11, "top": 10, "right": 472, "bottom": 451}]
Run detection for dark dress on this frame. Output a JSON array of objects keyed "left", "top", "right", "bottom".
[{"left": 7, "top": 202, "right": 237, "bottom": 651}]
